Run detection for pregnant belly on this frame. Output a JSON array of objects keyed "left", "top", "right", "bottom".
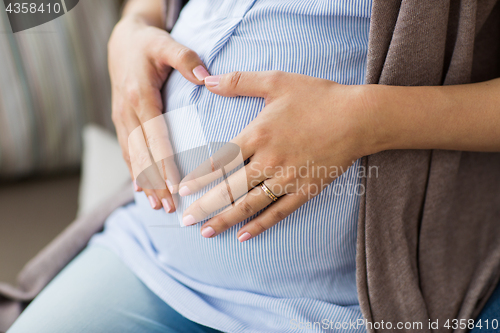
[
  {"left": 137, "top": 0, "right": 368, "bottom": 303},
  {"left": 140, "top": 89, "right": 362, "bottom": 303}
]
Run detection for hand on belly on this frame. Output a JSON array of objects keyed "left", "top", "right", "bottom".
[
  {"left": 176, "top": 70, "right": 377, "bottom": 242},
  {"left": 108, "top": 15, "right": 212, "bottom": 215}
]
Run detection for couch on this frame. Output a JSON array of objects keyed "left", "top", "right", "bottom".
[{"left": 0, "top": 1, "right": 130, "bottom": 331}]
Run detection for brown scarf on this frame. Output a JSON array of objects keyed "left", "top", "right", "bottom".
[{"left": 357, "top": 1, "right": 500, "bottom": 332}]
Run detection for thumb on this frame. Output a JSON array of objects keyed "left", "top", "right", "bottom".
[
  {"left": 204, "top": 70, "right": 285, "bottom": 99},
  {"left": 157, "top": 35, "right": 209, "bottom": 85}
]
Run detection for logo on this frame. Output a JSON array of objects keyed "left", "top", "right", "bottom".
[{"left": 3, "top": 0, "right": 79, "bottom": 33}]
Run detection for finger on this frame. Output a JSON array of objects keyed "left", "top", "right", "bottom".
[
  {"left": 154, "top": 158, "right": 180, "bottom": 212},
  {"left": 116, "top": 120, "right": 142, "bottom": 192},
  {"left": 210, "top": 178, "right": 290, "bottom": 219},
  {"left": 128, "top": 121, "right": 155, "bottom": 185},
  {"left": 147, "top": 188, "right": 177, "bottom": 212},
  {"left": 118, "top": 101, "right": 157, "bottom": 197},
  {"left": 130, "top": 85, "right": 178, "bottom": 212},
  {"left": 179, "top": 141, "right": 254, "bottom": 196},
  {"left": 112, "top": 89, "right": 144, "bottom": 192},
  {"left": 182, "top": 161, "right": 266, "bottom": 226},
  {"left": 133, "top": 180, "right": 143, "bottom": 192},
  {"left": 204, "top": 70, "right": 287, "bottom": 99},
  {"left": 155, "top": 35, "right": 209, "bottom": 84},
  {"left": 142, "top": 114, "right": 181, "bottom": 192},
  {"left": 156, "top": 157, "right": 180, "bottom": 194},
  {"left": 127, "top": 122, "right": 171, "bottom": 211},
  {"left": 132, "top": 148, "right": 176, "bottom": 213},
  {"left": 144, "top": 189, "right": 162, "bottom": 210},
  {"left": 236, "top": 192, "right": 308, "bottom": 242},
  {"left": 198, "top": 179, "right": 281, "bottom": 238}
]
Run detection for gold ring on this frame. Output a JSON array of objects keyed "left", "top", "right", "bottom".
[{"left": 260, "top": 181, "right": 279, "bottom": 202}]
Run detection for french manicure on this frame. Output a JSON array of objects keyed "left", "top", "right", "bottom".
[
  {"left": 238, "top": 232, "right": 252, "bottom": 243},
  {"left": 193, "top": 65, "right": 209, "bottom": 81},
  {"left": 204, "top": 75, "right": 221, "bottom": 87},
  {"left": 133, "top": 180, "right": 140, "bottom": 192},
  {"left": 148, "top": 196, "right": 157, "bottom": 209},
  {"left": 183, "top": 214, "right": 197, "bottom": 226},
  {"left": 201, "top": 226, "right": 215, "bottom": 238},
  {"left": 179, "top": 186, "right": 191, "bottom": 197},
  {"left": 161, "top": 198, "right": 171, "bottom": 213}
]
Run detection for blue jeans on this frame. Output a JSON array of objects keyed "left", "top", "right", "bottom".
[
  {"left": 8, "top": 244, "right": 500, "bottom": 333},
  {"left": 470, "top": 281, "right": 500, "bottom": 332},
  {"left": 7, "top": 245, "right": 221, "bottom": 333}
]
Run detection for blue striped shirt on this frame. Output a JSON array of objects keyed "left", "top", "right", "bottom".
[{"left": 91, "top": 0, "right": 372, "bottom": 331}]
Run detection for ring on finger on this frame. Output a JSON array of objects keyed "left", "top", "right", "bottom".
[{"left": 259, "top": 181, "right": 279, "bottom": 202}]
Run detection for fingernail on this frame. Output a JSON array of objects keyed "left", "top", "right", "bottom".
[
  {"left": 238, "top": 232, "right": 252, "bottom": 243},
  {"left": 161, "top": 198, "right": 171, "bottom": 213},
  {"left": 166, "top": 179, "right": 174, "bottom": 193},
  {"left": 148, "top": 196, "right": 157, "bottom": 209},
  {"left": 205, "top": 75, "right": 221, "bottom": 87},
  {"left": 183, "top": 214, "right": 197, "bottom": 226},
  {"left": 133, "top": 180, "right": 140, "bottom": 192},
  {"left": 179, "top": 186, "right": 191, "bottom": 197},
  {"left": 201, "top": 226, "right": 215, "bottom": 238},
  {"left": 193, "top": 65, "right": 209, "bottom": 81}
]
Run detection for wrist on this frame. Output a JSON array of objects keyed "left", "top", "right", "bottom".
[
  {"left": 119, "top": 13, "right": 157, "bottom": 29},
  {"left": 121, "top": 0, "right": 165, "bottom": 29},
  {"left": 359, "top": 83, "right": 458, "bottom": 154},
  {"left": 351, "top": 84, "right": 394, "bottom": 157}
]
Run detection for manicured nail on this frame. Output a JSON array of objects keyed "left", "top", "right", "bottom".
[
  {"left": 179, "top": 186, "right": 191, "bottom": 197},
  {"left": 183, "top": 214, "right": 197, "bottom": 226},
  {"left": 193, "top": 65, "right": 209, "bottom": 81},
  {"left": 166, "top": 179, "right": 174, "bottom": 193},
  {"left": 201, "top": 226, "right": 215, "bottom": 238},
  {"left": 204, "top": 75, "right": 221, "bottom": 87},
  {"left": 148, "top": 196, "right": 157, "bottom": 209},
  {"left": 161, "top": 198, "right": 171, "bottom": 213},
  {"left": 133, "top": 180, "right": 140, "bottom": 192},
  {"left": 238, "top": 232, "right": 252, "bottom": 242}
]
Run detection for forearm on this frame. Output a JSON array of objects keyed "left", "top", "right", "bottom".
[
  {"left": 369, "top": 78, "right": 500, "bottom": 153},
  {"left": 121, "top": 0, "right": 166, "bottom": 28}
]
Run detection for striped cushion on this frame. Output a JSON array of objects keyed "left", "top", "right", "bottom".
[{"left": 0, "top": 0, "right": 120, "bottom": 178}]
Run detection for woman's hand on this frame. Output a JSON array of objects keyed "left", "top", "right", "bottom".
[
  {"left": 179, "top": 69, "right": 500, "bottom": 242},
  {"left": 108, "top": 13, "right": 210, "bottom": 213},
  {"left": 179, "top": 71, "right": 379, "bottom": 241}
]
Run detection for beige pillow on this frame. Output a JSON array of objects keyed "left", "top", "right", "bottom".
[{"left": 78, "top": 125, "right": 130, "bottom": 216}]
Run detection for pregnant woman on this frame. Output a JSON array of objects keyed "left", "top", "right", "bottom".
[{"left": 7, "top": 0, "right": 500, "bottom": 332}]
